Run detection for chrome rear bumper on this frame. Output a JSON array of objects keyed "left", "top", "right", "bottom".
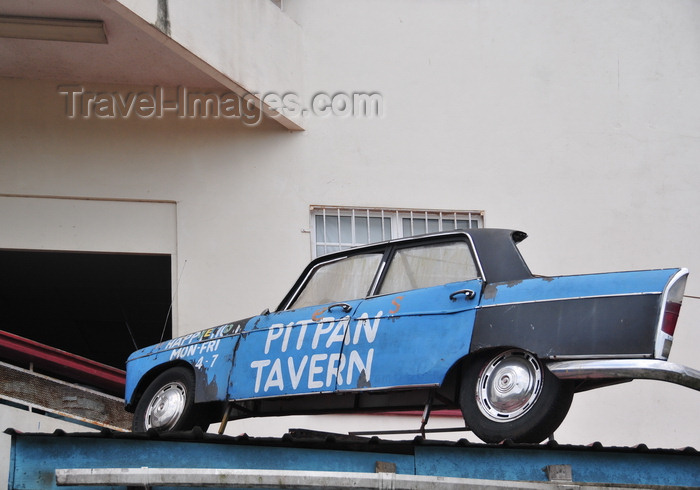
[{"left": 547, "top": 359, "right": 700, "bottom": 391}]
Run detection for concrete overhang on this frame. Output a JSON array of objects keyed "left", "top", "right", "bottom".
[{"left": 0, "top": 0, "right": 303, "bottom": 130}]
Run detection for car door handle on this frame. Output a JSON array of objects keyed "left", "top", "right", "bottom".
[
  {"left": 450, "top": 289, "right": 475, "bottom": 301},
  {"left": 328, "top": 302, "right": 352, "bottom": 313}
]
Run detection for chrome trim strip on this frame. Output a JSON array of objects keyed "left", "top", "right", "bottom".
[
  {"left": 231, "top": 383, "right": 441, "bottom": 402},
  {"left": 232, "top": 389, "right": 336, "bottom": 402},
  {"left": 463, "top": 233, "right": 487, "bottom": 282},
  {"left": 543, "top": 353, "right": 651, "bottom": 361},
  {"left": 368, "top": 260, "right": 387, "bottom": 295},
  {"left": 337, "top": 382, "right": 440, "bottom": 393},
  {"left": 547, "top": 359, "right": 700, "bottom": 391},
  {"left": 478, "top": 291, "right": 661, "bottom": 309}
]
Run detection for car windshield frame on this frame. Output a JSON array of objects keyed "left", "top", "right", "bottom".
[
  {"left": 286, "top": 252, "right": 385, "bottom": 310},
  {"left": 278, "top": 232, "right": 487, "bottom": 311}
]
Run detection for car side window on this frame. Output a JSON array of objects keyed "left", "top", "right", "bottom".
[
  {"left": 289, "top": 253, "right": 383, "bottom": 310},
  {"left": 379, "top": 241, "right": 479, "bottom": 294}
]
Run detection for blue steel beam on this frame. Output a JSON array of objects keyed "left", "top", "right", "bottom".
[
  {"left": 414, "top": 445, "right": 699, "bottom": 486},
  {"left": 7, "top": 431, "right": 700, "bottom": 490}
]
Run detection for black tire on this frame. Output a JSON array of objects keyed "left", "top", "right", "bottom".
[
  {"left": 460, "top": 349, "right": 574, "bottom": 443},
  {"left": 132, "top": 367, "right": 208, "bottom": 432}
]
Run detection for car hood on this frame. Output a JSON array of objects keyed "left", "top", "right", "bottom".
[{"left": 126, "top": 318, "right": 251, "bottom": 363}]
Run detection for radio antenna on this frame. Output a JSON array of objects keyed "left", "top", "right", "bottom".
[
  {"left": 160, "top": 258, "right": 187, "bottom": 343},
  {"left": 121, "top": 305, "right": 139, "bottom": 350}
]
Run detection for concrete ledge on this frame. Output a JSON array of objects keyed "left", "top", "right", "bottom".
[{"left": 54, "top": 467, "right": 627, "bottom": 489}]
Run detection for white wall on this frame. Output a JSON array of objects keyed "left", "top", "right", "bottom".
[
  {"left": 0, "top": 196, "right": 176, "bottom": 254},
  {"left": 0, "top": 0, "right": 698, "bottom": 449},
  {"left": 0, "top": 407, "right": 97, "bottom": 490},
  {"left": 117, "top": 0, "right": 304, "bottom": 96}
]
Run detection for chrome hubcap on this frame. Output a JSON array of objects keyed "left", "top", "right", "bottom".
[
  {"left": 476, "top": 350, "right": 542, "bottom": 422},
  {"left": 145, "top": 381, "right": 187, "bottom": 430}
]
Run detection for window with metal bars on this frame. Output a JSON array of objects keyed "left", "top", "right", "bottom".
[{"left": 310, "top": 206, "right": 484, "bottom": 257}]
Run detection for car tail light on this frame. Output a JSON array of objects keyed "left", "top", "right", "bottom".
[
  {"left": 661, "top": 301, "right": 681, "bottom": 336},
  {"left": 654, "top": 270, "right": 688, "bottom": 360},
  {"left": 661, "top": 274, "right": 687, "bottom": 337}
]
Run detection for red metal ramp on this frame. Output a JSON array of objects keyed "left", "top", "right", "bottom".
[{"left": 0, "top": 330, "right": 131, "bottom": 431}]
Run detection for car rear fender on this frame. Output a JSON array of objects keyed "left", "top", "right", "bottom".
[{"left": 470, "top": 268, "right": 685, "bottom": 359}]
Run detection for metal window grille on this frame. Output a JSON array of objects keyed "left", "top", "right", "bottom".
[{"left": 310, "top": 206, "right": 484, "bottom": 257}]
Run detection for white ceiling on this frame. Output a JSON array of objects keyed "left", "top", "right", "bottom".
[{"left": 0, "top": 0, "right": 226, "bottom": 89}]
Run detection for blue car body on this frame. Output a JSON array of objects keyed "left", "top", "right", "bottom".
[{"left": 125, "top": 229, "right": 697, "bottom": 440}]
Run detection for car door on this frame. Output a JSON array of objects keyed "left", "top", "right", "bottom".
[
  {"left": 337, "top": 239, "right": 483, "bottom": 392},
  {"left": 228, "top": 251, "right": 384, "bottom": 400}
]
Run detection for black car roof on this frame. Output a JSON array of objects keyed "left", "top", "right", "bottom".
[
  {"left": 467, "top": 229, "right": 531, "bottom": 283},
  {"left": 312, "top": 227, "right": 526, "bottom": 254}
]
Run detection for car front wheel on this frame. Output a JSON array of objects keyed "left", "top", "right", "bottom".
[
  {"left": 460, "top": 349, "right": 574, "bottom": 443},
  {"left": 133, "top": 367, "right": 206, "bottom": 432}
]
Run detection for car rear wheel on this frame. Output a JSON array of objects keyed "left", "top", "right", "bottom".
[
  {"left": 460, "top": 349, "right": 574, "bottom": 443},
  {"left": 133, "top": 367, "right": 208, "bottom": 432}
]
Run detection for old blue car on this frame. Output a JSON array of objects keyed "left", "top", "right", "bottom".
[{"left": 125, "top": 229, "right": 699, "bottom": 443}]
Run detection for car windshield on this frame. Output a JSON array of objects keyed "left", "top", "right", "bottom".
[{"left": 289, "top": 253, "right": 383, "bottom": 310}]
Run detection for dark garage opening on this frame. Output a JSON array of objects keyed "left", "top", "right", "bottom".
[{"left": 0, "top": 250, "right": 172, "bottom": 370}]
